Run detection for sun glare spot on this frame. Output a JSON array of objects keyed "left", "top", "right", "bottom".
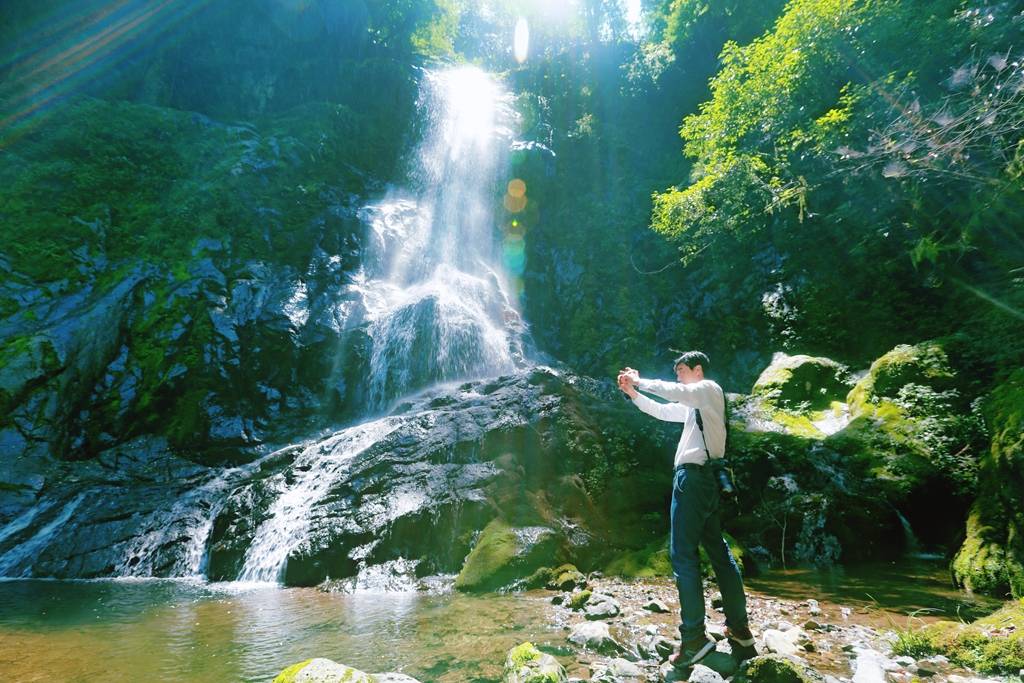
[{"left": 514, "top": 17, "right": 529, "bottom": 64}]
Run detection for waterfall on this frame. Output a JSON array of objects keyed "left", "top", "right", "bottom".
[
  {"left": 233, "top": 66, "right": 529, "bottom": 583},
  {"left": 115, "top": 465, "right": 256, "bottom": 578},
  {"left": 0, "top": 494, "right": 84, "bottom": 577},
  {"left": 237, "top": 419, "right": 400, "bottom": 582},
  {"left": 355, "top": 66, "right": 527, "bottom": 408},
  {"left": 0, "top": 66, "right": 529, "bottom": 585}
]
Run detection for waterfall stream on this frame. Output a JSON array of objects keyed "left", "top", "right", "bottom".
[
  {"left": 237, "top": 419, "right": 400, "bottom": 582},
  {"left": 355, "top": 66, "right": 526, "bottom": 408},
  {"left": 0, "top": 66, "right": 527, "bottom": 585},
  {"left": 234, "top": 66, "right": 525, "bottom": 583}
]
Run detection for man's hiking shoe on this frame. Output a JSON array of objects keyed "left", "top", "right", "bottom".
[
  {"left": 669, "top": 634, "right": 716, "bottom": 670},
  {"left": 726, "top": 625, "right": 758, "bottom": 663}
]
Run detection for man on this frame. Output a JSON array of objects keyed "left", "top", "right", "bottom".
[{"left": 618, "top": 352, "right": 756, "bottom": 669}]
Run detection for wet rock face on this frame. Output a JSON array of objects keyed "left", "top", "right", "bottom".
[
  {"left": 0, "top": 195, "right": 377, "bottom": 483},
  {"left": 0, "top": 367, "right": 662, "bottom": 584},
  {"left": 0, "top": 338, "right": 1001, "bottom": 586}
]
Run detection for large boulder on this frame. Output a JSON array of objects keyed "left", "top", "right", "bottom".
[
  {"left": 273, "top": 658, "right": 373, "bottom": 683},
  {"left": 825, "top": 339, "right": 987, "bottom": 549},
  {"left": 751, "top": 353, "right": 851, "bottom": 412},
  {"left": 454, "top": 519, "right": 562, "bottom": 592},
  {"left": 951, "top": 369, "right": 1024, "bottom": 597}
]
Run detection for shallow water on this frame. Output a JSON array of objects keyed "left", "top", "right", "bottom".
[
  {"left": 0, "top": 579, "right": 562, "bottom": 683},
  {"left": 0, "top": 559, "right": 1003, "bottom": 683},
  {"left": 746, "top": 558, "right": 1003, "bottom": 626}
]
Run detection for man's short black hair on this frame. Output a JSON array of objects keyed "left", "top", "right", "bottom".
[{"left": 674, "top": 351, "right": 709, "bottom": 371}]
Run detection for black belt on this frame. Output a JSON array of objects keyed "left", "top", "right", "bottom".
[{"left": 674, "top": 462, "right": 705, "bottom": 472}]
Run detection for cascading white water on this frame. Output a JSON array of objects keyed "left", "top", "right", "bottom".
[
  {"left": 0, "top": 494, "right": 84, "bottom": 577},
  {"left": 234, "top": 66, "right": 528, "bottom": 584},
  {"left": 237, "top": 419, "right": 399, "bottom": 582},
  {"left": 356, "top": 66, "right": 526, "bottom": 407}
]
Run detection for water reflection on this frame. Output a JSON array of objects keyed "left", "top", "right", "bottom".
[
  {"left": 746, "top": 559, "right": 1001, "bottom": 625},
  {"left": 0, "top": 580, "right": 560, "bottom": 682}
]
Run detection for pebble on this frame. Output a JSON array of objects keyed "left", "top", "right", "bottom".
[
  {"left": 642, "top": 599, "right": 670, "bottom": 613},
  {"left": 568, "top": 621, "right": 623, "bottom": 654},
  {"left": 688, "top": 664, "right": 727, "bottom": 683},
  {"left": 593, "top": 657, "right": 643, "bottom": 681},
  {"left": 584, "top": 593, "right": 622, "bottom": 621},
  {"left": 763, "top": 628, "right": 801, "bottom": 656},
  {"left": 852, "top": 648, "right": 887, "bottom": 683}
]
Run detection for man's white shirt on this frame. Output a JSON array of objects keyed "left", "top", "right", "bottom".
[{"left": 631, "top": 378, "right": 726, "bottom": 467}]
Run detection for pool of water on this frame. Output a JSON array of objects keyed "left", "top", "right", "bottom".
[
  {"left": 0, "top": 559, "right": 1004, "bottom": 683},
  {"left": 746, "top": 558, "right": 1003, "bottom": 627},
  {"left": 0, "top": 579, "right": 563, "bottom": 683}
]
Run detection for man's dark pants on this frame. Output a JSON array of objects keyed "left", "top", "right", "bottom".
[{"left": 670, "top": 463, "right": 749, "bottom": 641}]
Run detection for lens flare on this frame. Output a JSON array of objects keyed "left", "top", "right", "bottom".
[
  {"left": 503, "top": 193, "right": 527, "bottom": 213},
  {"left": 507, "top": 178, "right": 526, "bottom": 198},
  {"left": 514, "top": 17, "right": 529, "bottom": 64}
]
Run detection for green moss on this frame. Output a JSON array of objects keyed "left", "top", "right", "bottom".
[
  {"left": 549, "top": 564, "right": 585, "bottom": 590},
  {"left": 568, "top": 589, "right": 592, "bottom": 610},
  {"left": 739, "top": 654, "right": 815, "bottom": 683},
  {"left": 768, "top": 409, "right": 824, "bottom": 438},
  {"left": 952, "top": 369, "right": 1024, "bottom": 598},
  {"left": 503, "top": 641, "right": 564, "bottom": 683},
  {"left": 604, "top": 538, "right": 672, "bottom": 578},
  {"left": 272, "top": 659, "right": 313, "bottom": 683},
  {"left": 508, "top": 642, "right": 543, "bottom": 669},
  {"left": 0, "top": 334, "right": 62, "bottom": 414},
  {"left": 898, "top": 600, "right": 1024, "bottom": 674},
  {"left": 454, "top": 518, "right": 517, "bottom": 592},
  {"left": 0, "top": 96, "right": 390, "bottom": 285},
  {"left": 847, "top": 341, "right": 955, "bottom": 416},
  {"left": 751, "top": 354, "right": 850, "bottom": 412},
  {"left": 952, "top": 503, "right": 1024, "bottom": 597}
]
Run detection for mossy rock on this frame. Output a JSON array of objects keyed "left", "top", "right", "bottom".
[
  {"left": 603, "top": 534, "right": 750, "bottom": 579},
  {"left": 847, "top": 340, "right": 957, "bottom": 416},
  {"left": 952, "top": 369, "right": 1024, "bottom": 598},
  {"left": 603, "top": 538, "right": 672, "bottom": 578},
  {"left": 568, "top": 589, "right": 592, "bottom": 610},
  {"left": 523, "top": 563, "right": 586, "bottom": 591},
  {"left": 503, "top": 642, "right": 567, "bottom": 683},
  {"left": 952, "top": 502, "right": 1024, "bottom": 598},
  {"left": 893, "top": 600, "right": 1024, "bottom": 674},
  {"left": 0, "top": 334, "right": 62, "bottom": 410},
  {"left": 272, "top": 658, "right": 374, "bottom": 683},
  {"left": 454, "top": 519, "right": 562, "bottom": 592},
  {"left": 738, "top": 654, "right": 820, "bottom": 683},
  {"left": 751, "top": 353, "right": 851, "bottom": 412}
]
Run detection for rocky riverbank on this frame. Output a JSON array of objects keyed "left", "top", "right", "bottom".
[{"left": 273, "top": 572, "right": 1022, "bottom": 682}]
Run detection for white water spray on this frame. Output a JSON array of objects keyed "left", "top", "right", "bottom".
[{"left": 356, "top": 66, "right": 526, "bottom": 408}]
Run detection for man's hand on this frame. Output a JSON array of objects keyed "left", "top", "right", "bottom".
[
  {"left": 620, "top": 367, "right": 640, "bottom": 386},
  {"left": 617, "top": 371, "right": 638, "bottom": 399}
]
